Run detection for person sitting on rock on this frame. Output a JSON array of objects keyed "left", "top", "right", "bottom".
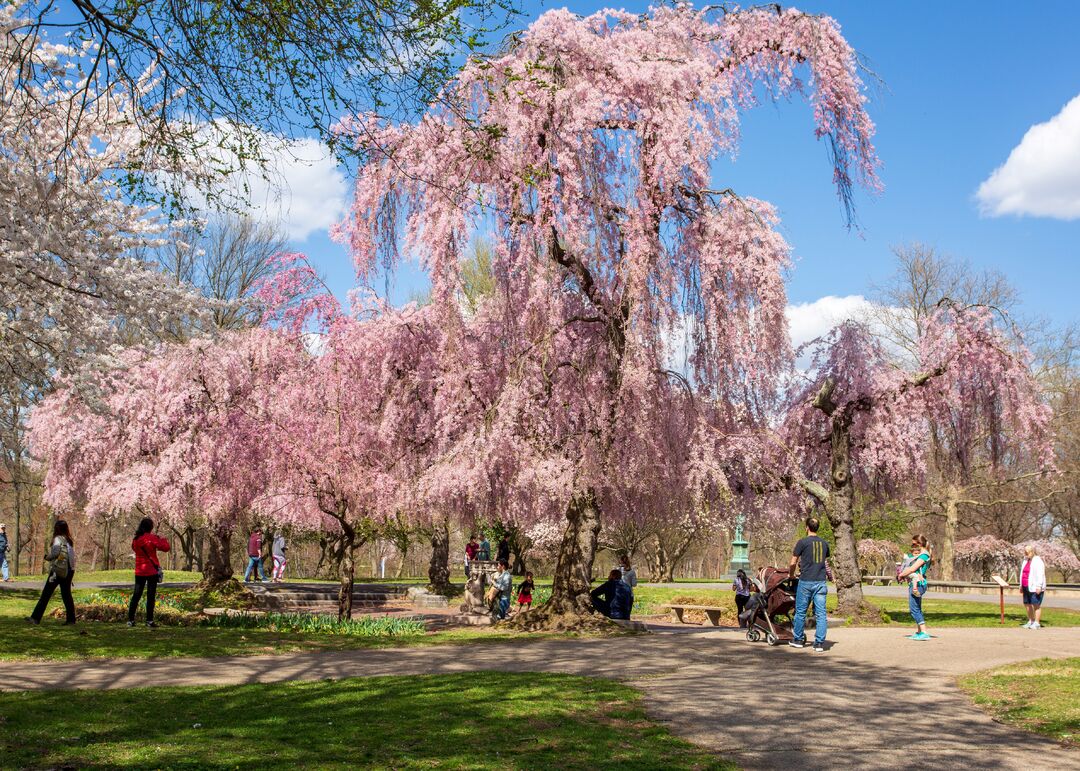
[
  {"left": 591, "top": 569, "right": 633, "bottom": 620},
  {"left": 492, "top": 559, "right": 513, "bottom": 619}
]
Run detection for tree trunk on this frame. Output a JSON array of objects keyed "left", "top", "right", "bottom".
[
  {"left": 940, "top": 490, "right": 959, "bottom": 581},
  {"left": 547, "top": 492, "right": 601, "bottom": 614},
  {"left": 395, "top": 543, "right": 409, "bottom": 578},
  {"left": 338, "top": 521, "right": 357, "bottom": 621},
  {"left": 203, "top": 524, "right": 234, "bottom": 585},
  {"left": 827, "top": 415, "right": 865, "bottom": 615},
  {"left": 427, "top": 518, "right": 451, "bottom": 593}
]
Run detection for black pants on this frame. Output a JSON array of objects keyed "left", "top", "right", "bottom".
[
  {"left": 128, "top": 575, "right": 159, "bottom": 623},
  {"left": 735, "top": 593, "right": 749, "bottom": 627},
  {"left": 32, "top": 570, "right": 76, "bottom": 623}
]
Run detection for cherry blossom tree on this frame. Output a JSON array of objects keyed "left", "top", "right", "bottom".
[
  {"left": 856, "top": 539, "right": 901, "bottom": 575},
  {"left": 784, "top": 306, "right": 1053, "bottom": 614},
  {"left": 1017, "top": 540, "right": 1080, "bottom": 582},
  {"left": 954, "top": 535, "right": 1020, "bottom": 582},
  {"left": 255, "top": 303, "right": 443, "bottom": 618},
  {"left": 29, "top": 330, "right": 307, "bottom": 584},
  {"left": 339, "top": 4, "right": 880, "bottom": 620}
]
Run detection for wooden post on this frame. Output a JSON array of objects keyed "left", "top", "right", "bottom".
[{"left": 991, "top": 575, "right": 1009, "bottom": 624}]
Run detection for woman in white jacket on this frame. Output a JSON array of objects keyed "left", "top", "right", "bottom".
[{"left": 1019, "top": 545, "right": 1047, "bottom": 629}]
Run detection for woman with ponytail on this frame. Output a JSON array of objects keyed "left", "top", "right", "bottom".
[{"left": 897, "top": 534, "right": 933, "bottom": 641}]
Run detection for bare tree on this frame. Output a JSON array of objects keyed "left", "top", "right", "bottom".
[{"left": 154, "top": 213, "right": 288, "bottom": 335}]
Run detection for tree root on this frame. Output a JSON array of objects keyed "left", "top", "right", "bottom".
[
  {"left": 502, "top": 594, "right": 630, "bottom": 633},
  {"left": 838, "top": 599, "right": 889, "bottom": 625}
]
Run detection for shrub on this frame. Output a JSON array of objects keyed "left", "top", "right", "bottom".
[{"left": 200, "top": 612, "right": 426, "bottom": 637}]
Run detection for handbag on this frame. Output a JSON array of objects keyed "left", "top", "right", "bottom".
[{"left": 48, "top": 541, "right": 70, "bottom": 580}]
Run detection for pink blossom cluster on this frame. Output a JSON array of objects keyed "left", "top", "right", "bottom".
[
  {"left": 954, "top": 535, "right": 1021, "bottom": 576},
  {"left": 856, "top": 538, "right": 901, "bottom": 570},
  {"left": 1016, "top": 540, "right": 1080, "bottom": 574},
  {"left": 331, "top": 3, "right": 880, "bottom": 539}
]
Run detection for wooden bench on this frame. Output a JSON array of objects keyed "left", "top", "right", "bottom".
[{"left": 666, "top": 604, "right": 727, "bottom": 627}]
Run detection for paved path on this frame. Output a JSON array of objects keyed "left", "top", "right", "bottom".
[{"left": 1, "top": 626, "right": 1077, "bottom": 770}]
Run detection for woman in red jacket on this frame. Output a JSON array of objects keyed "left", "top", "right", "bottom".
[{"left": 128, "top": 517, "right": 170, "bottom": 628}]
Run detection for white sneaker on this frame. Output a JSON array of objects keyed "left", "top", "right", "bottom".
[
  {"left": 1031, "top": 622, "right": 1041, "bottom": 629},
  {"left": 1022, "top": 621, "right": 1033, "bottom": 628}
]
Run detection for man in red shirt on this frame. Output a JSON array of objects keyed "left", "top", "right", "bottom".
[{"left": 243, "top": 528, "right": 267, "bottom": 582}]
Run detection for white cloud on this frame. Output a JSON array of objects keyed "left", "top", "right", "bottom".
[
  {"left": 785, "top": 294, "right": 873, "bottom": 351},
  {"left": 182, "top": 125, "right": 347, "bottom": 242},
  {"left": 976, "top": 94, "right": 1080, "bottom": 219}
]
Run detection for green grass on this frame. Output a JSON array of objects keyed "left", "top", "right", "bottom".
[
  {"left": 0, "top": 588, "right": 616, "bottom": 661},
  {"left": 0, "top": 673, "right": 732, "bottom": 769},
  {"left": 10, "top": 569, "right": 433, "bottom": 585},
  {"left": 629, "top": 586, "right": 1080, "bottom": 627},
  {"left": 11, "top": 568, "right": 203, "bottom": 584},
  {"left": 960, "top": 657, "right": 1080, "bottom": 746}
]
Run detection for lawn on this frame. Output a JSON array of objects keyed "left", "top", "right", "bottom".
[
  {"left": 959, "top": 657, "right": 1080, "bottom": 746},
  {"left": 0, "top": 588, "right": 607, "bottom": 662},
  {"left": 629, "top": 586, "right": 1080, "bottom": 628},
  {"left": 11, "top": 568, "right": 203, "bottom": 584},
  {"left": 0, "top": 673, "right": 733, "bottom": 770},
  {"left": 9, "top": 569, "right": 430, "bottom": 585}
]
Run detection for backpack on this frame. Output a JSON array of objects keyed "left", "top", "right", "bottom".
[{"left": 49, "top": 540, "right": 70, "bottom": 580}]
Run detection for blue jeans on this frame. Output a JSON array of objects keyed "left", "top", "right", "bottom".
[
  {"left": 909, "top": 588, "right": 925, "bottom": 625},
  {"left": 1, "top": 555, "right": 8, "bottom": 581},
  {"left": 792, "top": 579, "right": 828, "bottom": 644},
  {"left": 243, "top": 556, "right": 266, "bottom": 582},
  {"left": 498, "top": 597, "right": 510, "bottom": 619}
]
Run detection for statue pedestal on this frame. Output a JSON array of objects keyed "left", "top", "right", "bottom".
[
  {"left": 455, "top": 560, "right": 499, "bottom": 625},
  {"left": 724, "top": 518, "right": 751, "bottom": 579}
]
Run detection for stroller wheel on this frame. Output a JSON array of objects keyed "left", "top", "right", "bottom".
[
  {"left": 765, "top": 632, "right": 778, "bottom": 646},
  {"left": 746, "top": 629, "right": 761, "bottom": 643}
]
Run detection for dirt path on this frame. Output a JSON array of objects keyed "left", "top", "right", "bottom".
[{"left": 1, "top": 626, "right": 1077, "bottom": 770}]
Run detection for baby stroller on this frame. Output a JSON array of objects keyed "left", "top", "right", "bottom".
[{"left": 741, "top": 566, "right": 798, "bottom": 645}]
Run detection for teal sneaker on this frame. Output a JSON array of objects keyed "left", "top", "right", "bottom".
[{"left": 911, "top": 631, "right": 932, "bottom": 641}]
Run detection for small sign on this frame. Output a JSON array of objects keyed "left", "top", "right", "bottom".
[{"left": 990, "top": 574, "right": 1009, "bottom": 588}]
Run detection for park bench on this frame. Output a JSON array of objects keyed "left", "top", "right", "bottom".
[{"left": 666, "top": 604, "right": 727, "bottom": 626}]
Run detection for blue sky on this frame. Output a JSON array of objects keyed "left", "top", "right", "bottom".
[{"left": 283, "top": 1, "right": 1080, "bottom": 332}]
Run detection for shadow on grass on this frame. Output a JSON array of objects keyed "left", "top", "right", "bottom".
[{"left": 0, "top": 672, "right": 732, "bottom": 769}]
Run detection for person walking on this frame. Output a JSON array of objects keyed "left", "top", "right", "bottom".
[
  {"left": 243, "top": 528, "right": 267, "bottom": 582},
  {"left": 591, "top": 569, "right": 633, "bottom": 620},
  {"left": 619, "top": 554, "right": 638, "bottom": 597},
  {"left": 28, "top": 520, "right": 76, "bottom": 625},
  {"left": 1019, "top": 544, "right": 1047, "bottom": 629},
  {"left": 0, "top": 523, "right": 10, "bottom": 582},
  {"left": 496, "top": 535, "right": 511, "bottom": 565},
  {"left": 897, "top": 534, "right": 933, "bottom": 640},
  {"left": 788, "top": 516, "right": 830, "bottom": 652},
  {"left": 128, "top": 517, "right": 170, "bottom": 628},
  {"left": 271, "top": 533, "right": 288, "bottom": 582},
  {"left": 492, "top": 559, "right": 513, "bottom": 619},
  {"left": 732, "top": 569, "right": 752, "bottom": 628}
]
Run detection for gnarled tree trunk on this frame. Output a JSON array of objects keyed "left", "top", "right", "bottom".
[
  {"left": 337, "top": 519, "right": 357, "bottom": 621},
  {"left": 826, "top": 412, "right": 865, "bottom": 615},
  {"left": 202, "top": 523, "right": 235, "bottom": 585},
  {"left": 427, "top": 517, "right": 451, "bottom": 593},
  {"left": 547, "top": 491, "right": 602, "bottom": 614}
]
